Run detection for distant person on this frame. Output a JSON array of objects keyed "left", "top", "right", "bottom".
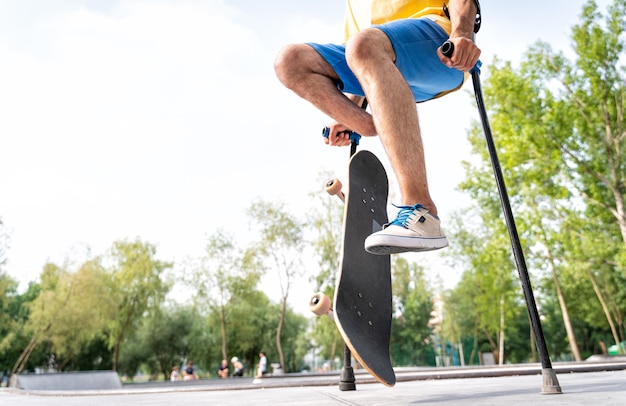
[
  {"left": 183, "top": 361, "right": 199, "bottom": 380},
  {"left": 218, "top": 359, "right": 230, "bottom": 379},
  {"left": 231, "top": 356, "right": 244, "bottom": 377},
  {"left": 257, "top": 351, "right": 268, "bottom": 377},
  {"left": 170, "top": 366, "right": 180, "bottom": 382}
]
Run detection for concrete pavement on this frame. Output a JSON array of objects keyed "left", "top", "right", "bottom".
[{"left": 2, "top": 361, "right": 625, "bottom": 405}]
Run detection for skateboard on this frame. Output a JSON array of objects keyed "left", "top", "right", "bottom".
[{"left": 311, "top": 149, "right": 395, "bottom": 387}]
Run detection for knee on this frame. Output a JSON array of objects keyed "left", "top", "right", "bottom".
[
  {"left": 274, "top": 43, "right": 309, "bottom": 89},
  {"left": 345, "top": 29, "right": 391, "bottom": 73}
]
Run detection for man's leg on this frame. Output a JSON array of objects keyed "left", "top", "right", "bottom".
[
  {"left": 275, "top": 38, "right": 436, "bottom": 214},
  {"left": 274, "top": 44, "right": 376, "bottom": 137},
  {"left": 344, "top": 28, "right": 437, "bottom": 216},
  {"left": 346, "top": 27, "right": 449, "bottom": 255},
  {"left": 275, "top": 29, "right": 449, "bottom": 254}
]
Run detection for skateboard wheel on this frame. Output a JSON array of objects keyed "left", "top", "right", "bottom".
[
  {"left": 325, "top": 178, "right": 343, "bottom": 196},
  {"left": 310, "top": 292, "right": 331, "bottom": 316}
]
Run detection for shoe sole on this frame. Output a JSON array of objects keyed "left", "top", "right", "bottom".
[{"left": 365, "top": 235, "right": 449, "bottom": 255}]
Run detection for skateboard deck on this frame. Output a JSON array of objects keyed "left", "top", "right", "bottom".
[{"left": 334, "top": 150, "right": 395, "bottom": 387}]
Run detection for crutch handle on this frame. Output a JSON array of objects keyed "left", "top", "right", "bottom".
[{"left": 441, "top": 40, "right": 454, "bottom": 58}]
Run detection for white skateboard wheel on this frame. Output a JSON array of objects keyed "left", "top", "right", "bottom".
[{"left": 310, "top": 292, "right": 331, "bottom": 316}]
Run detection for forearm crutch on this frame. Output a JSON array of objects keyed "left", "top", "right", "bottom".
[{"left": 443, "top": 41, "right": 562, "bottom": 395}]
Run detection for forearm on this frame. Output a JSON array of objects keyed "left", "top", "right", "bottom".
[
  {"left": 446, "top": 0, "right": 478, "bottom": 39},
  {"left": 439, "top": 1, "right": 481, "bottom": 71}
]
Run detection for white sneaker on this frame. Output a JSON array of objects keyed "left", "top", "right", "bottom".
[{"left": 364, "top": 204, "right": 448, "bottom": 255}]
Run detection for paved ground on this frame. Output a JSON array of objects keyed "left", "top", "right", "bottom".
[{"left": 2, "top": 362, "right": 625, "bottom": 405}]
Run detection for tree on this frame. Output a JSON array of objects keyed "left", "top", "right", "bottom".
[
  {"left": 184, "top": 229, "right": 262, "bottom": 370},
  {"left": 0, "top": 218, "right": 17, "bottom": 379},
  {"left": 221, "top": 288, "right": 273, "bottom": 374},
  {"left": 441, "top": 269, "right": 483, "bottom": 365},
  {"left": 445, "top": 204, "right": 525, "bottom": 365},
  {"left": 106, "top": 239, "right": 172, "bottom": 370},
  {"left": 390, "top": 257, "right": 435, "bottom": 366},
  {"left": 1, "top": 281, "right": 43, "bottom": 380},
  {"left": 0, "top": 271, "right": 19, "bottom": 381},
  {"left": 13, "top": 259, "right": 114, "bottom": 373},
  {"left": 469, "top": 0, "right": 626, "bottom": 356},
  {"left": 118, "top": 303, "right": 195, "bottom": 380},
  {"left": 247, "top": 200, "right": 306, "bottom": 371},
  {"left": 268, "top": 306, "right": 309, "bottom": 373}
]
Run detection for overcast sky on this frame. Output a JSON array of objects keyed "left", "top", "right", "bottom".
[{"left": 0, "top": 0, "right": 613, "bottom": 314}]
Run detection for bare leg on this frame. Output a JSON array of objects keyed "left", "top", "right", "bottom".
[
  {"left": 274, "top": 44, "right": 376, "bottom": 137},
  {"left": 274, "top": 31, "right": 437, "bottom": 216},
  {"left": 345, "top": 28, "right": 437, "bottom": 215}
]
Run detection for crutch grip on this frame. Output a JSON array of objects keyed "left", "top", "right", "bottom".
[{"left": 441, "top": 40, "right": 454, "bottom": 58}]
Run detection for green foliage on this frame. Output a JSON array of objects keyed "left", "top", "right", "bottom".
[
  {"left": 390, "top": 257, "right": 435, "bottom": 366},
  {"left": 0, "top": 271, "right": 19, "bottom": 380},
  {"left": 247, "top": 199, "right": 306, "bottom": 371},
  {"left": 447, "top": 0, "right": 626, "bottom": 362},
  {"left": 23, "top": 260, "right": 115, "bottom": 370},
  {"left": 0, "top": 272, "right": 18, "bottom": 352},
  {"left": 184, "top": 229, "right": 262, "bottom": 367},
  {"left": 118, "top": 304, "right": 195, "bottom": 380},
  {"left": 2, "top": 228, "right": 310, "bottom": 378},
  {"left": 106, "top": 239, "right": 173, "bottom": 370},
  {"left": 0, "top": 281, "right": 45, "bottom": 378}
]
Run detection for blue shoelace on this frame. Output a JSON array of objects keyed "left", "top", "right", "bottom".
[{"left": 387, "top": 204, "right": 425, "bottom": 228}]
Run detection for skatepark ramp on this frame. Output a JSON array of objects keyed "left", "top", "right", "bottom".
[{"left": 10, "top": 370, "right": 122, "bottom": 391}]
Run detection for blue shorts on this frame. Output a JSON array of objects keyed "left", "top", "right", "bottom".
[{"left": 308, "top": 18, "right": 464, "bottom": 102}]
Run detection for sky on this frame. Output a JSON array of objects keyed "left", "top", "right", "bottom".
[{"left": 0, "top": 0, "right": 614, "bottom": 315}]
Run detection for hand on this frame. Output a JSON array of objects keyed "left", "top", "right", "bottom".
[
  {"left": 437, "top": 37, "right": 481, "bottom": 72},
  {"left": 323, "top": 122, "right": 354, "bottom": 147}
]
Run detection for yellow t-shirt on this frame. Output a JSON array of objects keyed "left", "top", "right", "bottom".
[{"left": 344, "top": 0, "right": 451, "bottom": 43}]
